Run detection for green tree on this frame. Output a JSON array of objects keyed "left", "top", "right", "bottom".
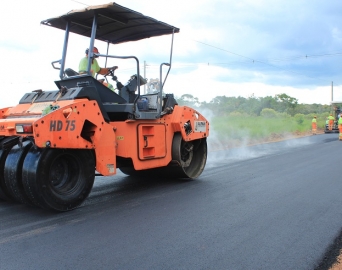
[
  {"left": 260, "top": 108, "right": 277, "bottom": 118},
  {"left": 274, "top": 93, "right": 298, "bottom": 115},
  {"left": 177, "top": 94, "right": 200, "bottom": 107}
]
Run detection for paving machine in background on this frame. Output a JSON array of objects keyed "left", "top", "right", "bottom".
[{"left": 324, "top": 101, "right": 342, "bottom": 133}]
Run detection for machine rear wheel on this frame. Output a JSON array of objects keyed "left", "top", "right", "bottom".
[
  {"left": 119, "top": 133, "right": 207, "bottom": 179},
  {"left": 171, "top": 133, "right": 207, "bottom": 179},
  {"left": 22, "top": 148, "right": 95, "bottom": 211}
]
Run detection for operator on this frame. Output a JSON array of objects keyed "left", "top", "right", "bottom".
[
  {"left": 328, "top": 113, "right": 335, "bottom": 131},
  {"left": 339, "top": 113, "right": 342, "bottom": 140},
  {"left": 79, "top": 47, "right": 118, "bottom": 77},
  {"left": 311, "top": 116, "right": 317, "bottom": 135}
]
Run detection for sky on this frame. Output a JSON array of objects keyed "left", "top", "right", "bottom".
[{"left": 1, "top": 0, "right": 342, "bottom": 108}]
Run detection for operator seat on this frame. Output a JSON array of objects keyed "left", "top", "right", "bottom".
[{"left": 64, "top": 68, "right": 79, "bottom": 77}]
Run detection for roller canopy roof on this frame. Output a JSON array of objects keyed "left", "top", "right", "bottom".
[{"left": 41, "top": 2, "right": 180, "bottom": 44}]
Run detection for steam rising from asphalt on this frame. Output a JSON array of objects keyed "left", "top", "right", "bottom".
[
  {"left": 202, "top": 108, "right": 313, "bottom": 169},
  {"left": 206, "top": 133, "right": 312, "bottom": 169}
]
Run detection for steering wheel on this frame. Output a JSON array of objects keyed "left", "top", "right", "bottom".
[{"left": 104, "top": 66, "right": 118, "bottom": 77}]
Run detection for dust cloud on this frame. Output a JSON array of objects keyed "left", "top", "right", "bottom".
[{"left": 201, "top": 108, "right": 313, "bottom": 169}]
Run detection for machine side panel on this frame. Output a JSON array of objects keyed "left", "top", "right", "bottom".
[
  {"left": 113, "top": 120, "right": 173, "bottom": 170},
  {"left": 112, "top": 105, "right": 209, "bottom": 171},
  {"left": 33, "top": 100, "right": 116, "bottom": 176},
  {"left": 137, "top": 124, "right": 167, "bottom": 160}
]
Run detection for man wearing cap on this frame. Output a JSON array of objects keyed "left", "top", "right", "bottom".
[
  {"left": 311, "top": 116, "right": 317, "bottom": 135},
  {"left": 79, "top": 47, "right": 117, "bottom": 77},
  {"left": 328, "top": 113, "right": 335, "bottom": 131}
]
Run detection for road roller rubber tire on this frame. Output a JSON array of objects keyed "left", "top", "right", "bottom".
[
  {"left": 4, "top": 141, "right": 33, "bottom": 205},
  {"left": 0, "top": 137, "right": 20, "bottom": 201},
  {"left": 22, "top": 148, "right": 95, "bottom": 211},
  {"left": 171, "top": 133, "right": 207, "bottom": 178}
]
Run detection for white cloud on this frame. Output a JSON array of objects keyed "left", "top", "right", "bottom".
[
  {"left": 164, "top": 64, "right": 340, "bottom": 104},
  {"left": 332, "top": 27, "right": 342, "bottom": 43},
  {"left": 0, "top": 0, "right": 341, "bottom": 109}
]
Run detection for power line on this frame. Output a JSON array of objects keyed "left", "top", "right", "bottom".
[
  {"left": 190, "top": 37, "right": 342, "bottom": 63},
  {"left": 267, "top": 52, "right": 342, "bottom": 62},
  {"left": 190, "top": 39, "right": 333, "bottom": 82},
  {"left": 70, "top": 0, "right": 88, "bottom": 6},
  {"left": 192, "top": 39, "right": 257, "bottom": 62},
  {"left": 191, "top": 39, "right": 342, "bottom": 65}
]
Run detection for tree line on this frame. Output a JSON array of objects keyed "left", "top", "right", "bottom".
[{"left": 176, "top": 93, "right": 331, "bottom": 116}]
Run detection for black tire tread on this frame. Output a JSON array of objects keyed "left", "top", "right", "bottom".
[
  {"left": 22, "top": 148, "right": 95, "bottom": 211},
  {"left": 4, "top": 141, "right": 33, "bottom": 204}
]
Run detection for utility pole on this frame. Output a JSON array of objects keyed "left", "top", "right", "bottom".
[{"left": 331, "top": 81, "right": 334, "bottom": 102}]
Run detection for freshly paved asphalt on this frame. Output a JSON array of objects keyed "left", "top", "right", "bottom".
[{"left": 0, "top": 133, "right": 341, "bottom": 270}]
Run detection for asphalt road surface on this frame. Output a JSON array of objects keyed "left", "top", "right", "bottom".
[{"left": 0, "top": 133, "right": 341, "bottom": 270}]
